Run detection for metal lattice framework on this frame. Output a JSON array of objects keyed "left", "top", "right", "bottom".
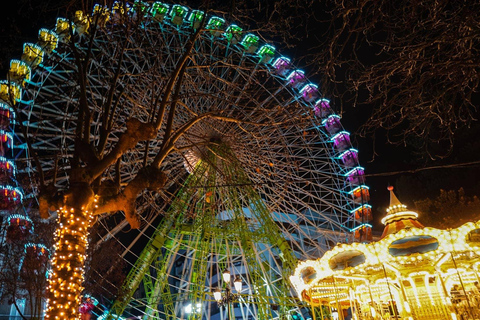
[{"left": 3, "top": 1, "right": 372, "bottom": 319}]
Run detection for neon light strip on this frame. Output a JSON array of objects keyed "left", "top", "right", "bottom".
[
  {"left": 7, "top": 214, "right": 32, "bottom": 224},
  {"left": 348, "top": 185, "right": 370, "bottom": 194},
  {"left": 350, "top": 223, "right": 372, "bottom": 232},
  {"left": 321, "top": 114, "right": 341, "bottom": 125},
  {"left": 330, "top": 131, "right": 350, "bottom": 141},
  {"left": 344, "top": 167, "right": 364, "bottom": 177},
  {"left": 349, "top": 204, "right": 372, "bottom": 214},
  {"left": 338, "top": 148, "right": 358, "bottom": 159}
]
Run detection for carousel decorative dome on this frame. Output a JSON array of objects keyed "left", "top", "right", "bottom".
[{"left": 380, "top": 186, "right": 424, "bottom": 239}]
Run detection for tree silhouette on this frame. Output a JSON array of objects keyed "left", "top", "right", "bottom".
[
  {"left": 317, "top": 0, "right": 480, "bottom": 158},
  {"left": 414, "top": 188, "right": 480, "bottom": 229}
]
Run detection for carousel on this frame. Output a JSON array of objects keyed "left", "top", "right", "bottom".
[{"left": 291, "top": 187, "right": 480, "bottom": 320}]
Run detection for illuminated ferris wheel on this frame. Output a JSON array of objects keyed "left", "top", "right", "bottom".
[{"left": 3, "top": 1, "right": 372, "bottom": 319}]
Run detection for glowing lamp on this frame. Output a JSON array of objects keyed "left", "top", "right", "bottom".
[
  {"left": 339, "top": 149, "right": 358, "bottom": 167},
  {"left": 345, "top": 167, "right": 365, "bottom": 186},
  {"left": 350, "top": 186, "right": 370, "bottom": 203},
  {"left": 225, "top": 24, "right": 243, "bottom": 44},
  {"left": 222, "top": 269, "right": 231, "bottom": 283},
  {"left": 92, "top": 4, "right": 110, "bottom": 28},
  {"left": 213, "top": 288, "right": 222, "bottom": 302},
  {"left": 8, "top": 60, "right": 31, "bottom": 85},
  {"left": 332, "top": 131, "right": 351, "bottom": 151},
  {"left": 73, "top": 10, "right": 90, "bottom": 35},
  {"left": 6, "top": 214, "right": 33, "bottom": 242},
  {"left": 21, "top": 43, "right": 44, "bottom": 67},
  {"left": 258, "top": 45, "right": 276, "bottom": 63},
  {"left": 313, "top": 98, "right": 331, "bottom": 118},
  {"left": 0, "top": 81, "right": 21, "bottom": 104},
  {"left": 170, "top": 5, "right": 188, "bottom": 25},
  {"left": 55, "top": 18, "right": 71, "bottom": 43},
  {"left": 323, "top": 115, "right": 342, "bottom": 134},
  {"left": 38, "top": 29, "right": 58, "bottom": 53},
  {"left": 132, "top": 0, "right": 149, "bottom": 18},
  {"left": 188, "top": 10, "right": 204, "bottom": 29},
  {"left": 233, "top": 275, "right": 243, "bottom": 292}
]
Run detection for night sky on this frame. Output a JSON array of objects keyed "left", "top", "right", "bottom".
[{"left": 1, "top": 0, "right": 479, "bottom": 233}]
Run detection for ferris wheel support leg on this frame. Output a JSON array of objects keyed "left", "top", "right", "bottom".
[
  {"left": 106, "top": 215, "right": 177, "bottom": 319},
  {"left": 190, "top": 164, "right": 220, "bottom": 319},
  {"left": 107, "top": 168, "right": 208, "bottom": 319},
  {"left": 142, "top": 240, "right": 183, "bottom": 320},
  {"left": 220, "top": 180, "right": 272, "bottom": 318},
  {"left": 223, "top": 158, "right": 299, "bottom": 318}
]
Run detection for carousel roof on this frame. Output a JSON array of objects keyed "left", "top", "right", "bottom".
[{"left": 290, "top": 187, "right": 480, "bottom": 305}]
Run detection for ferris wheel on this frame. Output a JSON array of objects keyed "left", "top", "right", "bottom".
[{"left": 4, "top": 1, "right": 372, "bottom": 319}]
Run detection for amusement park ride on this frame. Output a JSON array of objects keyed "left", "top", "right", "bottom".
[
  {"left": 0, "top": 1, "right": 373, "bottom": 319},
  {"left": 0, "top": 88, "right": 50, "bottom": 319}
]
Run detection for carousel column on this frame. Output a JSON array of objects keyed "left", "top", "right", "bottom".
[
  {"left": 448, "top": 230, "right": 475, "bottom": 319},
  {"left": 347, "top": 286, "right": 358, "bottom": 320},
  {"left": 331, "top": 276, "right": 345, "bottom": 320},
  {"left": 373, "top": 243, "right": 398, "bottom": 320},
  {"left": 434, "top": 275, "right": 452, "bottom": 319},
  {"left": 472, "top": 267, "right": 480, "bottom": 309},
  {"left": 307, "top": 289, "right": 316, "bottom": 320},
  {"left": 436, "top": 270, "right": 458, "bottom": 320},
  {"left": 366, "top": 280, "right": 377, "bottom": 320},
  {"left": 434, "top": 253, "right": 454, "bottom": 318},
  {"left": 392, "top": 271, "right": 413, "bottom": 319}
]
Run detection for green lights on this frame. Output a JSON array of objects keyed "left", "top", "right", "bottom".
[
  {"left": 188, "top": 10, "right": 204, "bottom": 29},
  {"left": 225, "top": 24, "right": 243, "bottom": 44},
  {"left": 258, "top": 45, "right": 275, "bottom": 63},
  {"left": 151, "top": 2, "right": 169, "bottom": 22},
  {"left": 132, "top": 1, "right": 149, "bottom": 16},
  {"left": 170, "top": 4, "right": 188, "bottom": 25},
  {"left": 207, "top": 16, "right": 225, "bottom": 36},
  {"left": 241, "top": 34, "right": 259, "bottom": 53}
]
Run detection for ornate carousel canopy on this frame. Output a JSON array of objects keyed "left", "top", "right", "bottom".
[{"left": 291, "top": 187, "right": 480, "bottom": 320}]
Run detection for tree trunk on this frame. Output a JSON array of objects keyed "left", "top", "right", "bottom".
[{"left": 45, "top": 184, "right": 95, "bottom": 320}]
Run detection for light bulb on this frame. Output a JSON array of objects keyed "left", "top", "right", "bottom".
[
  {"left": 234, "top": 275, "right": 242, "bottom": 292},
  {"left": 222, "top": 269, "right": 230, "bottom": 283},
  {"left": 213, "top": 288, "right": 222, "bottom": 302}
]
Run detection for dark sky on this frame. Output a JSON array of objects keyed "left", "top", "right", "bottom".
[{"left": 1, "top": 0, "right": 479, "bottom": 232}]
